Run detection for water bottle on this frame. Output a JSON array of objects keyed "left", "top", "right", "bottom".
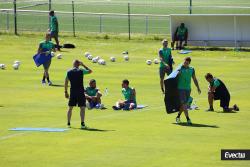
[{"left": 104, "top": 88, "right": 108, "bottom": 96}]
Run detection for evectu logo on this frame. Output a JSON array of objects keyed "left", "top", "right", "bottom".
[{"left": 221, "top": 149, "right": 250, "bottom": 160}]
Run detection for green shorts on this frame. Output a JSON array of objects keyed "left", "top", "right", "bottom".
[{"left": 178, "top": 89, "right": 191, "bottom": 105}]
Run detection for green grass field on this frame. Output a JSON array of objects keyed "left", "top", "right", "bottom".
[
  {"left": 0, "top": 33, "right": 250, "bottom": 167},
  {"left": 1, "top": 0, "right": 250, "bottom": 34}
]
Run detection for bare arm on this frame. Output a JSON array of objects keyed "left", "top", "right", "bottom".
[
  {"left": 85, "top": 93, "right": 91, "bottom": 99},
  {"left": 80, "top": 62, "right": 93, "bottom": 74},
  {"left": 37, "top": 46, "right": 42, "bottom": 54},
  {"left": 192, "top": 73, "right": 201, "bottom": 94},
  {"left": 208, "top": 85, "right": 216, "bottom": 92},
  {"left": 130, "top": 88, "right": 136, "bottom": 101},
  {"left": 97, "top": 90, "right": 102, "bottom": 97},
  {"left": 64, "top": 77, "right": 69, "bottom": 98}
]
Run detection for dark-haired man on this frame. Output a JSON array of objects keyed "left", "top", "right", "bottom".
[
  {"left": 64, "top": 60, "right": 92, "bottom": 129},
  {"left": 176, "top": 57, "right": 201, "bottom": 125},
  {"left": 205, "top": 73, "right": 239, "bottom": 112},
  {"left": 49, "top": 10, "right": 60, "bottom": 51},
  {"left": 112, "top": 79, "right": 137, "bottom": 110},
  {"left": 85, "top": 79, "right": 105, "bottom": 109}
]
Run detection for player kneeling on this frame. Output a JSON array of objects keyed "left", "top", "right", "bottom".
[
  {"left": 113, "top": 79, "right": 137, "bottom": 111},
  {"left": 205, "top": 73, "right": 239, "bottom": 112},
  {"left": 85, "top": 79, "right": 105, "bottom": 109}
]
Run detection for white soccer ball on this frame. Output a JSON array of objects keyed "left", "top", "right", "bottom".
[
  {"left": 146, "top": 60, "right": 152, "bottom": 65},
  {"left": 84, "top": 52, "right": 90, "bottom": 57},
  {"left": 98, "top": 59, "right": 106, "bottom": 65},
  {"left": 153, "top": 58, "right": 159, "bottom": 64},
  {"left": 124, "top": 55, "right": 129, "bottom": 61},
  {"left": 92, "top": 58, "right": 98, "bottom": 63},
  {"left": 94, "top": 56, "right": 100, "bottom": 61},
  {"left": 101, "top": 60, "right": 106, "bottom": 65},
  {"left": 110, "top": 57, "right": 116, "bottom": 62},
  {"left": 87, "top": 55, "right": 93, "bottom": 60},
  {"left": 56, "top": 54, "right": 62, "bottom": 59},
  {"left": 12, "top": 63, "right": 19, "bottom": 70},
  {"left": 98, "top": 59, "right": 102, "bottom": 65},
  {"left": 14, "top": 60, "right": 21, "bottom": 65},
  {"left": 0, "top": 64, "right": 6, "bottom": 69},
  {"left": 51, "top": 52, "right": 55, "bottom": 57},
  {"left": 122, "top": 51, "right": 128, "bottom": 55}
]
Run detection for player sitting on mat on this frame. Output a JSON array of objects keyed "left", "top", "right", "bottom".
[
  {"left": 205, "top": 73, "right": 239, "bottom": 112},
  {"left": 85, "top": 79, "right": 105, "bottom": 109},
  {"left": 113, "top": 79, "right": 137, "bottom": 111}
]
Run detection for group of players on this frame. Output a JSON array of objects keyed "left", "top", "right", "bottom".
[
  {"left": 37, "top": 11, "right": 239, "bottom": 128},
  {"left": 36, "top": 11, "right": 138, "bottom": 129},
  {"left": 64, "top": 60, "right": 137, "bottom": 128},
  {"left": 159, "top": 39, "right": 239, "bottom": 125}
]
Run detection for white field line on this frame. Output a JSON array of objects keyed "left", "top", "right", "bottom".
[
  {"left": 0, "top": 105, "right": 163, "bottom": 141},
  {"left": 0, "top": 132, "right": 25, "bottom": 140}
]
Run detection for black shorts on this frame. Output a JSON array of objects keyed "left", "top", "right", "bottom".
[
  {"left": 68, "top": 91, "right": 86, "bottom": 107},
  {"left": 213, "top": 92, "right": 230, "bottom": 109}
]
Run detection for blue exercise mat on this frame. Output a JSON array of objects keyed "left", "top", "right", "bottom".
[
  {"left": 33, "top": 48, "right": 52, "bottom": 67},
  {"left": 137, "top": 105, "right": 148, "bottom": 109},
  {"left": 179, "top": 50, "right": 192, "bottom": 54},
  {"left": 9, "top": 128, "right": 69, "bottom": 132}
]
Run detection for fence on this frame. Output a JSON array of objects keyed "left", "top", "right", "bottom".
[
  {"left": 1, "top": 0, "right": 250, "bottom": 38},
  {"left": 0, "top": 9, "right": 171, "bottom": 38}
]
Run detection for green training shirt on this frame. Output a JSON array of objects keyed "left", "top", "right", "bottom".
[
  {"left": 85, "top": 87, "right": 98, "bottom": 97},
  {"left": 122, "top": 87, "right": 136, "bottom": 103},
  {"left": 39, "top": 40, "right": 55, "bottom": 51},
  {"left": 50, "top": 16, "right": 58, "bottom": 32},
  {"left": 177, "top": 26, "right": 187, "bottom": 37},
  {"left": 210, "top": 78, "right": 221, "bottom": 87},
  {"left": 177, "top": 66, "right": 195, "bottom": 90},
  {"left": 159, "top": 48, "right": 171, "bottom": 68}
]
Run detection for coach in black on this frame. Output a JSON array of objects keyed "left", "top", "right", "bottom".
[
  {"left": 205, "top": 73, "right": 239, "bottom": 112},
  {"left": 64, "top": 60, "right": 92, "bottom": 129}
]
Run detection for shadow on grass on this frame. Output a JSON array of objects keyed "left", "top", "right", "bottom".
[
  {"left": 172, "top": 123, "right": 219, "bottom": 128},
  {"left": 50, "top": 84, "right": 64, "bottom": 87},
  {"left": 184, "top": 47, "right": 250, "bottom": 52},
  {"left": 56, "top": 50, "right": 70, "bottom": 52},
  {"left": 216, "top": 111, "right": 237, "bottom": 114},
  {"left": 0, "top": 105, "right": 3, "bottom": 107},
  {"left": 71, "top": 127, "right": 115, "bottom": 132}
]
